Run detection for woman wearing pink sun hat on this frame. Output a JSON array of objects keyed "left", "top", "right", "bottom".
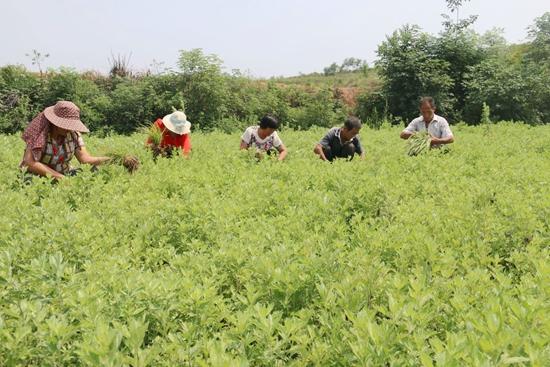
[{"left": 21, "top": 101, "right": 111, "bottom": 179}]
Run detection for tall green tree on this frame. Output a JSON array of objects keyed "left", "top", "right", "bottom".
[
  {"left": 376, "top": 25, "right": 454, "bottom": 122},
  {"left": 523, "top": 12, "right": 550, "bottom": 122},
  {"left": 443, "top": 0, "right": 477, "bottom": 32},
  {"left": 525, "top": 12, "right": 550, "bottom": 65},
  {"left": 434, "top": 29, "right": 484, "bottom": 120},
  {"left": 177, "top": 49, "right": 229, "bottom": 130}
]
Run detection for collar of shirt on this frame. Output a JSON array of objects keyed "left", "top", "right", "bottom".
[
  {"left": 420, "top": 114, "right": 440, "bottom": 125},
  {"left": 336, "top": 128, "right": 355, "bottom": 144}
]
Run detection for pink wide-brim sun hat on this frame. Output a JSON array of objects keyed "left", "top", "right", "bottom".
[{"left": 43, "top": 101, "right": 90, "bottom": 133}]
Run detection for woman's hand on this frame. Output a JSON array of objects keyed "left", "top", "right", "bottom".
[{"left": 75, "top": 147, "right": 110, "bottom": 165}]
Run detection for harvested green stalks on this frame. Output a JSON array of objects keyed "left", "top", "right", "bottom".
[
  {"left": 140, "top": 124, "right": 164, "bottom": 146},
  {"left": 107, "top": 152, "right": 140, "bottom": 173},
  {"left": 407, "top": 131, "right": 431, "bottom": 156}
]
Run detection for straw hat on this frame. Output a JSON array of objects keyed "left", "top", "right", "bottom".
[
  {"left": 44, "top": 101, "right": 89, "bottom": 132},
  {"left": 162, "top": 111, "right": 191, "bottom": 135}
]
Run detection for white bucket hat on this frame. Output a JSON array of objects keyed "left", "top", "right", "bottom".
[{"left": 162, "top": 111, "right": 191, "bottom": 135}]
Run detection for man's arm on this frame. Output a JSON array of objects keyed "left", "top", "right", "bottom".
[
  {"left": 354, "top": 138, "right": 365, "bottom": 160},
  {"left": 400, "top": 119, "right": 418, "bottom": 140},
  {"left": 313, "top": 143, "right": 328, "bottom": 161},
  {"left": 314, "top": 130, "right": 335, "bottom": 160},
  {"left": 431, "top": 120, "right": 454, "bottom": 145},
  {"left": 400, "top": 130, "right": 415, "bottom": 139},
  {"left": 430, "top": 135, "right": 454, "bottom": 146}
]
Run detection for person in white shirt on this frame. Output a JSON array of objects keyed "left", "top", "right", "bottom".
[
  {"left": 240, "top": 115, "right": 288, "bottom": 161},
  {"left": 400, "top": 97, "right": 454, "bottom": 147}
]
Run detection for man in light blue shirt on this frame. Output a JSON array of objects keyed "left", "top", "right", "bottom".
[{"left": 400, "top": 97, "right": 454, "bottom": 147}]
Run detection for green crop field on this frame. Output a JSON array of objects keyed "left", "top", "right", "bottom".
[{"left": 0, "top": 124, "right": 549, "bottom": 366}]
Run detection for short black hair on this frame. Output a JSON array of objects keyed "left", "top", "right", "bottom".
[
  {"left": 259, "top": 115, "right": 280, "bottom": 129},
  {"left": 343, "top": 116, "right": 362, "bottom": 130},
  {"left": 419, "top": 96, "right": 436, "bottom": 108}
]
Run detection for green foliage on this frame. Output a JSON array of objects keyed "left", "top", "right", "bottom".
[
  {"left": 272, "top": 70, "right": 380, "bottom": 89},
  {"left": 463, "top": 59, "right": 541, "bottom": 123},
  {"left": 0, "top": 125, "right": 549, "bottom": 365},
  {"left": 480, "top": 102, "right": 492, "bottom": 124},
  {"left": 106, "top": 76, "right": 182, "bottom": 134},
  {"left": 525, "top": 12, "right": 550, "bottom": 65},
  {"left": 434, "top": 28, "right": 484, "bottom": 120},
  {"left": 140, "top": 123, "right": 164, "bottom": 146},
  {"left": 323, "top": 62, "right": 339, "bottom": 76},
  {"left": 25, "top": 49, "right": 50, "bottom": 76},
  {"left": 2, "top": 12, "right": 550, "bottom": 136},
  {"left": 442, "top": 0, "right": 477, "bottom": 33},
  {"left": 291, "top": 88, "right": 348, "bottom": 130},
  {"left": 0, "top": 94, "right": 34, "bottom": 134},
  {"left": 42, "top": 68, "right": 109, "bottom": 132},
  {"left": 0, "top": 65, "right": 44, "bottom": 133},
  {"left": 355, "top": 91, "right": 400, "bottom": 129},
  {"left": 225, "top": 80, "right": 297, "bottom": 130},
  {"left": 323, "top": 58, "right": 368, "bottom": 76},
  {"left": 373, "top": 12, "right": 549, "bottom": 125},
  {"left": 177, "top": 49, "right": 229, "bottom": 130},
  {"left": 376, "top": 25, "right": 455, "bottom": 122}
]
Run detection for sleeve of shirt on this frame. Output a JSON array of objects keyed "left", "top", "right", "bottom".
[
  {"left": 353, "top": 137, "right": 364, "bottom": 155},
  {"left": 272, "top": 132, "right": 283, "bottom": 148},
  {"left": 319, "top": 129, "right": 334, "bottom": 148},
  {"left": 75, "top": 132, "right": 85, "bottom": 148},
  {"left": 241, "top": 127, "right": 252, "bottom": 146},
  {"left": 182, "top": 134, "right": 191, "bottom": 153},
  {"left": 440, "top": 119, "right": 453, "bottom": 138},
  {"left": 404, "top": 118, "right": 419, "bottom": 133}
]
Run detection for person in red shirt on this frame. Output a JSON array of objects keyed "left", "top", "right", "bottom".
[{"left": 146, "top": 111, "right": 191, "bottom": 157}]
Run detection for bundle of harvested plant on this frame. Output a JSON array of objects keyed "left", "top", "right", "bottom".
[
  {"left": 407, "top": 131, "right": 431, "bottom": 156},
  {"left": 107, "top": 152, "right": 140, "bottom": 173},
  {"left": 141, "top": 124, "right": 164, "bottom": 146}
]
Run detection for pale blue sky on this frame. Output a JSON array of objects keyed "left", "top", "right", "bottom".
[{"left": 1, "top": 0, "right": 548, "bottom": 77}]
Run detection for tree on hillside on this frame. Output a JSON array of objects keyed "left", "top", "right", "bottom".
[
  {"left": 323, "top": 63, "right": 340, "bottom": 76},
  {"left": 340, "top": 58, "right": 367, "bottom": 73},
  {"left": 323, "top": 58, "right": 368, "bottom": 76}
]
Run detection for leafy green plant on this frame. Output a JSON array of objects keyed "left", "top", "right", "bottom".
[
  {"left": 481, "top": 102, "right": 492, "bottom": 124},
  {"left": 0, "top": 89, "right": 549, "bottom": 367}
]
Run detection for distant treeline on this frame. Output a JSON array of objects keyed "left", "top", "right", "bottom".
[{"left": 1, "top": 12, "right": 548, "bottom": 134}]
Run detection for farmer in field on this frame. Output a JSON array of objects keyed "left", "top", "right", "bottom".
[
  {"left": 21, "top": 101, "right": 111, "bottom": 179},
  {"left": 400, "top": 97, "right": 454, "bottom": 146},
  {"left": 314, "top": 116, "right": 365, "bottom": 161},
  {"left": 146, "top": 110, "right": 192, "bottom": 157},
  {"left": 240, "top": 115, "right": 288, "bottom": 161}
]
